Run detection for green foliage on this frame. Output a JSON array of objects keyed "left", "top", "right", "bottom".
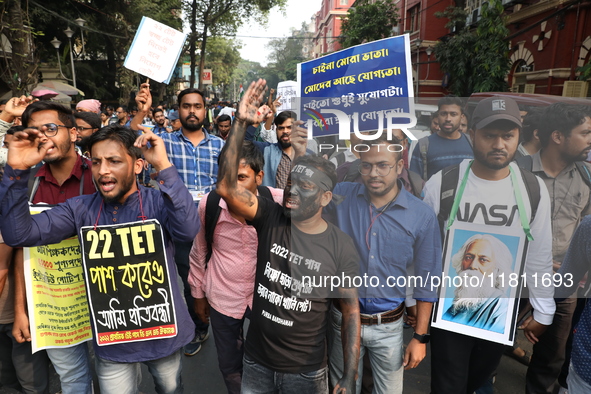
[
  {"left": 434, "top": 1, "right": 510, "bottom": 96},
  {"left": 205, "top": 37, "right": 242, "bottom": 97},
  {"left": 339, "top": 0, "right": 399, "bottom": 49},
  {"left": 577, "top": 63, "right": 591, "bottom": 81},
  {"left": 23, "top": 0, "right": 183, "bottom": 102}
]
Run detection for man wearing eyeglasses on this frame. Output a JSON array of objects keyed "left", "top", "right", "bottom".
[
  {"left": 325, "top": 133, "right": 442, "bottom": 394},
  {"left": 74, "top": 111, "right": 101, "bottom": 157},
  {"left": 4, "top": 101, "right": 97, "bottom": 394}
]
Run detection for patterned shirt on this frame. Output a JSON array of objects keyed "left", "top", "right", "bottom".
[{"left": 160, "top": 128, "right": 225, "bottom": 193}]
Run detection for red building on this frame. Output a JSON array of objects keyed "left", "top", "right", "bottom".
[
  {"left": 344, "top": 0, "right": 591, "bottom": 98},
  {"left": 311, "top": 0, "right": 353, "bottom": 57}
]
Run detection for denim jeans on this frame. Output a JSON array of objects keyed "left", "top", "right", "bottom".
[
  {"left": 47, "top": 342, "right": 92, "bottom": 394},
  {"left": 0, "top": 323, "right": 50, "bottom": 394},
  {"left": 241, "top": 355, "right": 328, "bottom": 394},
  {"left": 567, "top": 363, "right": 591, "bottom": 394},
  {"left": 329, "top": 306, "right": 404, "bottom": 394},
  {"left": 95, "top": 348, "right": 183, "bottom": 394},
  {"left": 210, "top": 306, "right": 250, "bottom": 394}
]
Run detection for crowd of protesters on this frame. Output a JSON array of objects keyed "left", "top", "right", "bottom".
[{"left": 0, "top": 78, "right": 590, "bottom": 394}]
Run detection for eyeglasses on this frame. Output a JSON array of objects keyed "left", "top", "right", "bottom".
[
  {"left": 358, "top": 162, "right": 396, "bottom": 177},
  {"left": 34, "top": 123, "right": 69, "bottom": 137},
  {"left": 76, "top": 126, "right": 96, "bottom": 132}
]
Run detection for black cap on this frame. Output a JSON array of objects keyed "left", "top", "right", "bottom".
[{"left": 471, "top": 97, "right": 522, "bottom": 130}]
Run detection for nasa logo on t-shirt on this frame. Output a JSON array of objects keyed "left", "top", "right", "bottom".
[{"left": 492, "top": 100, "right": 506, "bottom": 111}]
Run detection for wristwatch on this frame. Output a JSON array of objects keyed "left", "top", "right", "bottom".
[{"left": 412, "top": 332, "right": 430, "bottom": 343}]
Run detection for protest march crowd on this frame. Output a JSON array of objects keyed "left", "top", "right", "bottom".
[{"left": 0, "top": 74, "right": 591, "bottom": 394}]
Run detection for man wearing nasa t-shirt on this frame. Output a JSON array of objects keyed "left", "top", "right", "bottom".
[
  {"left": 423, "top": 97, "right": 555, "bottom": 394},
  {"left": 216, "top": 80, "right": 361, "bottom": 394}
]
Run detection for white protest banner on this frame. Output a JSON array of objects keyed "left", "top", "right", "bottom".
[
  {"left": 202, "top": 69, "right": 213, "bottom": 85},
  {"left": 276, "top": 81, "right": 298, "bottom": 111},
  {"left": 124, "top": 17, "right": 187, "bottom": 84}
]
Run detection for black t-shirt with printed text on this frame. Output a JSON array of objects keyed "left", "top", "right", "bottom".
[{"left": 245, "top": 196, "right": 360, "bottom": 373}]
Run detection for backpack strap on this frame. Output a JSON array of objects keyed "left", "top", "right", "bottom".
[
  {"left": 437, "top": 164, "right": 460, "bottom": 240},
  {"left": 517, "top": 166, "right": 541, "bottom": 224},
  {"left": 407, "top": 169, "right": 424, "bottom": 198},
  {"left": 257, "top": 185, "right": 273, "bottom": 200},
  {"left": 575, "top": 161, "right": 591, "bottom": 190},
  {"left": 462, "top": 132, "right": 473, "bottom": 147},
  {"left": 514, "top": 154, "right": 534, "bottom": 172},
  {"left": 418, "top": 137, "right": 429, "bottom": 181},
  {"left": 344, "top": 159, "right": 361, "bottom": 182},
  {"left": 204, "top": 190, "right": 223, "bottom": 266},
  {"left": 27, "top": 165, "right": 42, "bottom": 202}
]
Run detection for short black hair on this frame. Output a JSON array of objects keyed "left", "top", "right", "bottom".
[
  {"left": 438, "top": 96, "right": 464, "bottom": 110},
  {"left": 22, "top": 101, "right": 75, "bottom": 129},
  {"left": 218, "top": 140, "right": 265, "bottom": 174},
  {"left": 117, "top": 105, "right": 128, "bottom": 113},
  {"left": 6, "top": 125, "right": 24, "bottom": 135},
  {"left": 240, "top": 140, "right": 264, "bottom": 174},
  {"left": 537, "top": 103, "right": 590, "bottom": 148},
  {"left": 74, "top": 112, "right": 101, "bottom": 129},
  {"left": 274, "top": 111, "right": 297, "bottom": 127},
  {"left": 217, "top": 114, "right": 231, "bottom": 124},
  {"left": 106, "top": 105, "right": 115, "bottom": 111},
  {"left": 292, "top": 155, "right": 337, "bottom": 192},
  {"left": 177, "top": 88, "right": 205, "bottom": 106},
  {"left": 101, "top": 110, "right": 109, "bottom": 117},
  {"left": 358, "top": 133, "right": 404, "bottom": 161},
  {"left": 521, "top": 108, "right": 542, "bottom": 143},
  {"left": 153, "top": 108, "right": 164, "bottom": 116},
  {"left": 87, "top": 124, "right": 142, "bottom": 160}
]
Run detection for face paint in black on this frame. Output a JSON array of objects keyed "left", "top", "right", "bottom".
[{"left": 283, "top": 175, "right": 323, "bottom": 221}]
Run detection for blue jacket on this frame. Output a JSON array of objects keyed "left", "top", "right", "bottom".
[{"left": 0, "top": 165, "right": 199, "bottom": 363}]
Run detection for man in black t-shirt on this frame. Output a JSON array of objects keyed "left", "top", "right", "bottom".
[{"left": 216, "top": 80, "right": 361, "bottom": 394}]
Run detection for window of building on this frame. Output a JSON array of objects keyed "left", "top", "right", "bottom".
[
  {"left": 408, "top": 5, "right": 420, "bottom": 33},
  {"left": 340, "top": 0, "right": 348, "bottom": 5}
]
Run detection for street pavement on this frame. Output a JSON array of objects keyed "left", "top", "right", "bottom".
[{"left": 0, "top": 322, "right": 532, "bottom": 394}]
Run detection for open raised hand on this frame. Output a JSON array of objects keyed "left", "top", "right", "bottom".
[
  {"left": 7, "top": 128, "right": 51, "bottom": 170},
  {"left": 236, "top": 79, "right": 271, "bottom": 124},
  {"left": 0, "top": 96, "right": 38, "bottom": 123}
]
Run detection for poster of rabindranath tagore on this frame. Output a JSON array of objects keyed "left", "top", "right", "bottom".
[{"left": 80, "top": 219, "right": 177, "bottom": 346}]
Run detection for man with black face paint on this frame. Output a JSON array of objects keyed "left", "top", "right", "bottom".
[{"left": 216, "top": 79, "right": 361, "bottom": 394}]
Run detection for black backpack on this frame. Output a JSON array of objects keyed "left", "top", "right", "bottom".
[
  {"left": 204, "top": 186, "right": 273, "bottom": 266},
  {"left": 437, "top": 163, "right": 541, "bottom": 242}
]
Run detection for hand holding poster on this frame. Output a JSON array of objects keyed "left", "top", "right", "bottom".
[
  {"left": 24, "top": 207, "right": 92, "bottom": 353},
  {"left": 124, "top": 17, "right": 187, "bottom": 84},
  {"left": 80, "top": 219, "right": 177, "bottom": 346},
  {"left": 431, "top": 222, "right": 527, "bottom": 345},
  {"left": 276, "top": 81, "right": 298, "bottom": 111}
]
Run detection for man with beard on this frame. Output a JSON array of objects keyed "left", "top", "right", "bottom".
[
  {"left": 0, "top": 124, "right": 199, "bottom": 394},
  {"left": 411, "top": 96, "right": 473, "bottom": 181},
  {"left": 216, "top": 79, "right": 361, "bottom": 394},
  {"left": 74, "top": 111, "right": 100, "bottom": 156},
  {"left": 423, "top": 97, "right": 555, "bottom": 394},
  {"left": 517, "top": 103, "right": 591, "bottom": 394},
  {"left": 151, "top": 108, "right": 170, "bottom": 135},
  {"left": 134, "top": 84, "right": 224, "bottom": 356},
  {"left": 251, "top": 110, "right": 297, "bottom": 189},
  {"left": 326, "top": 134, "right": 441, "bottom": 394},
  {"left": 443, "top": 234, "right": 512, "bottom": 333},
  {"left": 115, "top": 106, "right": 131, "bottom": 127},
  {"left": 7, "top": 101, "right": 98, "bottom": 394}
]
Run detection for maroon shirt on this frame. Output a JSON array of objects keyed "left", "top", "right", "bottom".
[{"left": 32, "top": 154, "right": 96, "bottom": 204}]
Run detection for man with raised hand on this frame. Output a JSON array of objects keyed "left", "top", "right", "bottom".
[
  {"left": 216, "top": 79, "right": 360, "bottom": 394},
  {"left": 0, "top": 124, "right": 199, "bottom": 394}
]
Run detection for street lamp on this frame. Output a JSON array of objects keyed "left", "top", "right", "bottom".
[
  {"left": 75, "top": 18, "right": 86, "bottom": 56},
  {"left": 415, "top": 39, "right": 422, "bottom": 96},
  {"left": 50, "top": 37, "right": 71, "bottom": 82},
  {"left": 424, "top": 46, "right": 433, "bottom": 81},
  {"left": 64, "top": 26, "right": 77, "bottom": 88}
]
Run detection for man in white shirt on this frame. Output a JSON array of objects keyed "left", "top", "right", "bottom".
[{"left": 423, "top": 97, "right": 555, "bottom": 394}]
